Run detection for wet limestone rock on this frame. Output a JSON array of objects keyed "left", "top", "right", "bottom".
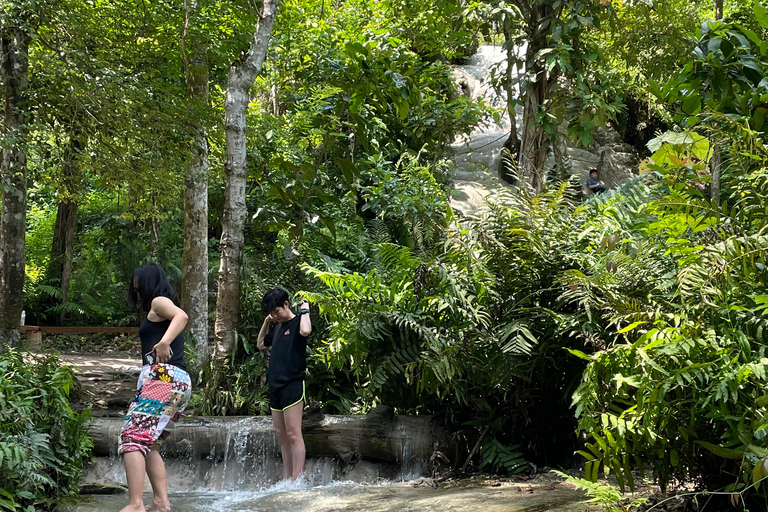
[{"left": 88, "top": 412, "right": 456, "bottom": 470}]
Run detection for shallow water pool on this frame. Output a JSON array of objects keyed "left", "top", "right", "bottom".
[{"left": 58, "top": 480, "right": 590, "bottom": 512}]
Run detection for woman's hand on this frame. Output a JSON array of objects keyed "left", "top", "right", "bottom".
[{"left": 153, "top": 341, "right": 172, "bottom": 363}]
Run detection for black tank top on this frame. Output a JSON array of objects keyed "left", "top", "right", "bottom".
[{"left": 139, "top": 318, "right": 187, "bottom": 370}]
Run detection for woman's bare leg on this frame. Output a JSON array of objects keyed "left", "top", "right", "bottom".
[
  {"left": 283, "top": 401, "right": 305, "bottom": 481},
  {"left": 272, "top": 410, "right": 294, "bottom": 480},
  {"left": 144, "top": 447, "right": 170, "bottom": 511},
  {"left": 120, "top": 451, "right": 147, "bottom": 512}
]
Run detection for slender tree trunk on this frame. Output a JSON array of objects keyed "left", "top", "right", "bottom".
[
  {"left": 710, "top": 0, "right": 723, "bottom": 204},
  {"left": 182, "top": 0, "right": 211, "bottom": 365},
  {"left": 501, "top": 13, "right": 520, "bottom": 160},
  {"left": 148, "top": 214, "right": 160, "bottom": 256},
  {"left": 517, "top": 4, "right": 554, "bottom": 194},
  {"left": 0, "top": 29, "right": 30, "bottom": 346},
  {"left": 49, "top": 201, "right": 78, "bottom": 325},
  {"left": 710, "top": 145, "right": 721, "bottom": 204},
  {"left": 47, "top": 134, "right": 84, "bottom": 326},
  {"left": 214, "top": 0, "right": 279, "bottom": 361},
  {"left": 518, "top": 52, "right": 548, "bottom": 193}
]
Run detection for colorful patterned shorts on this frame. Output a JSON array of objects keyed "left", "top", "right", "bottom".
[{"left": 118, "top": 364, "right": 192, "bottom": 456}]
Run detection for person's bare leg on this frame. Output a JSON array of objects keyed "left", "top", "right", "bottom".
[
  {"left": 120, "top": 451, "right": 147, "bottom": 512},
  {"left": 145, "top": 447, "right": 170, "bottom": 511},
  {"left": 272, "top": 410, "right": 293, "bottom": 480},
  {"left": 283, "top": 401, "right": 305, "bottom": 481}
]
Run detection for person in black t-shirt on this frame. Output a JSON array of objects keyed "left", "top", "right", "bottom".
[{"left": 257, "top": 288, "right": 312, "bottom": 481}]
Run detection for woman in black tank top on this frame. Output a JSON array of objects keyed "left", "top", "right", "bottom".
[{"left": 119, "top": 263, "right": 191, "bottom": 512}]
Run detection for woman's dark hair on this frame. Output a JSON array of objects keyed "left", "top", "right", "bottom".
[
  {"left": 128, "top": 263, "right": 177, "bottom": 312},
  {"left": 262, "top": 288, "right": 290, "bottom": 313}
]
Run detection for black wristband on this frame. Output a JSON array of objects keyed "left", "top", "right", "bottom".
[{"left": 300, "top": 309, "right": 310, "bottom": 315}]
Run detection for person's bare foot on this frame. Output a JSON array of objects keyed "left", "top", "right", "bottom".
[
  {"left": 119, "top": 504, "right": 146, "bottom": 512},
  {"left": 145, "top": 498, "right": 170, "bottom": 512}
]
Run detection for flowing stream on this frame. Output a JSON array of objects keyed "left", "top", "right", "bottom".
[
  {"left": 60, "top": 480, "right": 589, "bottom": 512},
  {"left": 62, "top": 414, "right": 590, "bottom": 511}
]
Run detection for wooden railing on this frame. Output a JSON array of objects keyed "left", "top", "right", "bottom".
[
  {"left": 20, "top": 326, "right": 139, "bottom": 334},
  {"left": 20, "top": 325, "right": 138, "bottom": 346}
]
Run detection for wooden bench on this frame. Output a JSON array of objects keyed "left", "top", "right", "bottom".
[{"left": 21, "top": 326, "right": 139, "bottom": 348}]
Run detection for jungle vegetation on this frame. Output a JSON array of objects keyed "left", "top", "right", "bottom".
[{"left": 1, "top": 0, "right": 768, "bottom": 509}]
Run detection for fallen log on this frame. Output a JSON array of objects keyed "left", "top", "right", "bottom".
[{"left": 89, "top": 408, "right": 455, "bottom": 468}]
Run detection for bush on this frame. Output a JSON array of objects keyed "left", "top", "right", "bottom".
[{"left": 0, "top": 348, "right": 92, "bottom": 511}]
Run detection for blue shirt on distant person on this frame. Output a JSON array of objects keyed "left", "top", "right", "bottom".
[{"left": 587, "top": 169, "right": 607, "bottom": 194}]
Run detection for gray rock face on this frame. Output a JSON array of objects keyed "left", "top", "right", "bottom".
[
  {"left": 551, "top": 126, "right": 640, "bottom": 195},
  {"left": 449, "top": 46, "right": 638, "bottom": 211}
]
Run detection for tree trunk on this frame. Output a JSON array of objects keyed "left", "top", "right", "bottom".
[
  {"left": 47, "top": 134, "right": 84, "bottom": 326},
  {"left": 517, "top": 3, "right": 555, "bottom": 194},
  {"left": 148, "top": 214, "right": 160, "bottom": 256},
  {"left": 0, "top": 28, "right": 31, "bottom": 347},
  {"left": 501, "top": 13, "right": 521, "bottom": 161},
  {"left": 49, "top": 201, "right": 78, "bottom": 325},
  {"left": 518, "top": 49, "right": 548, "bottom": 193},
  {"left": 709, "top": 2, "right": 722, "bottom": 203},
  {"left": 182, "top": 0, "right": 211, "bottom": 365},
  {"left": 214, "top": 0, "right": 279, "bottom": 362},
  {"left": 710, "top": 144, "right": 721, "bottom": 204}
]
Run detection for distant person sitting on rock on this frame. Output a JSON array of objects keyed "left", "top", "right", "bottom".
[
  {"left": 257, "top": 288, "right": 313, "bottom": 481},
  {"left": 587, "top": 169, "right": 608, "bottom": 194},
  {"left": 120, "top": 263, "right": 192, "bottom": 512}
]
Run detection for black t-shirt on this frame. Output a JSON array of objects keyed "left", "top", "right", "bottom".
[
  {"left": 264, "top": 315, "right": 309, "bottom": 388},
  {"left": 139, "top": 318, "right": 187, "bottom": 370}
]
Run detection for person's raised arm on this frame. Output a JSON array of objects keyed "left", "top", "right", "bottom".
[
  {"left": 299, "top": 300, "right": 312, "bottom": 337},
  {"left": 150, "top": 296, "right": 188, "bottom": 363},
  {"left": 257, "top": 314, "right": 274, "bottom": 351}
]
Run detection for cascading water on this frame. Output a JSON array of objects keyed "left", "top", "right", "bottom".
[
  {"left": 81, "top": 415, "right": 427, "bottom": 492},
  {"left": 450, "top": 45, "right": 524, "bottom": 214},
  {"left": 449, "top": 45, "right": 639, "bottom": 212},
  {"left": 63, "top": 413, "right": 590, "bottom": 512}
]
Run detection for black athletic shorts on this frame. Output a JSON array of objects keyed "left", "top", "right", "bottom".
[{"left": 269, "top": 380, "right": 305, "bottom": 412}]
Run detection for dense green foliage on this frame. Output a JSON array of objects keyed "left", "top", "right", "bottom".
[
  {"left": 5, "top": 0, "right": 768, "bottom": 504},
  {"left": 0, "top": 348, "right": 92, "bottom": 511},
  {"left": 571, "top": 139, "right": 768, "bottom": 495}
]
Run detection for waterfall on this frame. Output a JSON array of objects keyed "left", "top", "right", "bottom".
[
  {"left": 82, "top": 414, "right": 443, "bottom": 492},
  {"left": 449, "top": 45, "right": 639, "bottom": 211},
  {"left": 449, "top": 45, "right": 522, "bottom": 214}
]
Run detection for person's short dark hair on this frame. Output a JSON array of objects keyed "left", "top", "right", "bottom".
[
  {"left": 129, "top": 263, "right": 177, "bottom": 312},
  {"left": 262, "top": 288, "right": 290, "bottom": 313},
  {"left": 589, "top": 169, "right": 598, "bottom": 176}
]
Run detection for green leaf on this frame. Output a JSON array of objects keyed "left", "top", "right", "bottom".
[
  {"left": 755, "top": 1, "right": 768, "bottom": 29},
  {"left": 696, "top": 440, "right": 744, "bottom": 459},
  {"left": 753, "top": 108, "right": 765, "bottom": 131},
  {"left": 682, "top": 95, "right": 702, "bottom": 115},
  {"left": 619, "top": 321, "right": 645, "bottom": 334},
  {"left": 566, "top": 348, "right": 592, "bottom": 360}
]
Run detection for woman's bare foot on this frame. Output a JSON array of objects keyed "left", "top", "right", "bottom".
[
  {"left": 145, "top": 498, "right": 170, "bottom": 512},
  {"left": 119, "top": 504, "right": 146, "bottom": 512}
]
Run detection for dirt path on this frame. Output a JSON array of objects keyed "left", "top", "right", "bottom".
[{"left": 59, "top": 353, "right": 142, "bottom": 416}]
